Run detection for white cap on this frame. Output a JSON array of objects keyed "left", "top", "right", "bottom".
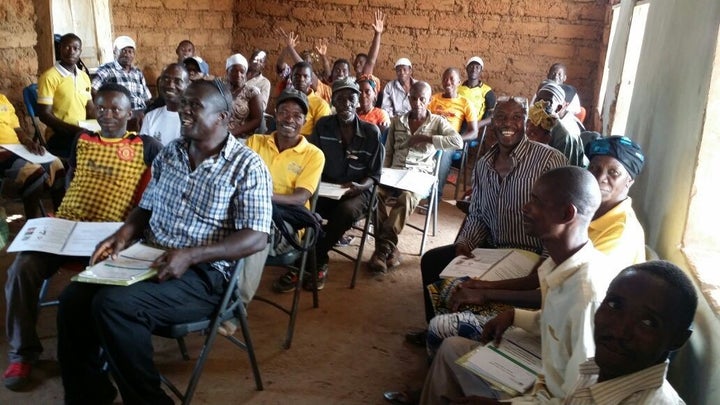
[
  {"left": 466, "top": 56, "right": 484, "bottom": 69},
  {"left": 113, "top": 36, "right": 136, "bottom": 52},
  {"left": 225, "top": 53, "right": 248, "bottom": 71},
  {"left": 394, "top": 57, "right": 412, "bottom": 68}
]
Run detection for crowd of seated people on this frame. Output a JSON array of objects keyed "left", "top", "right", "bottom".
[{"left": 0, "top": 10, "right": 697, "bottom": 405}]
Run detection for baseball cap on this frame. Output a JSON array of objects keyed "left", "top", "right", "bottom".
[
  {"left": 394, "top": 58, "right": 412, "bottom": 68},
  {"left": 332, "top": 77, "right": 360, "bottom": 95},
  {"left": 113, "top": 36, "right": 136, "bottom": 52},
  {"left": 466, "top": 56, "right": 484, "bottom": 69},
  {"left": 276, "top": 88, "right": 309, "bottom": 115}
]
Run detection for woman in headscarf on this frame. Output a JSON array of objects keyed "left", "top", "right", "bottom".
[{"left": 225, "top": 53, "right": 263, "bottom": 138}]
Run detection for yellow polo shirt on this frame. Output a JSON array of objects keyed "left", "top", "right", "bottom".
[
  {"left": 458, "top": 82, "right": 493, "bottom": 119},
  {"left": 0, "top": 94, "right": 21, "bottom": 144},
  {"left": 301, "top": 90, "right": 331, "bottom": 137},
  {"left": 428, "top": 93, "right": 478, "bottom": 133},
  {"left": 37, "top": 62, "right": 92, "bottom": 139},
  {"left": 246, "top": 133, "right": 325, "bottom": 208},
  {"left": 589, "top": 197, "right": 646, "bottom": 266}
]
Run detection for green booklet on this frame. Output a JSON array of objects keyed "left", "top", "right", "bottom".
[{"left": 72, "top": 242, "right": 165, "bottom": 286}]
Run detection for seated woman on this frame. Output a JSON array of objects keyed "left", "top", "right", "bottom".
[
  {"left": 424, "top": 135, "right": 646, "bottom": 355},
  {"left": 0, "top": 93, "right": 64, "bottom": 218},
  {"left": 356, "top": 76, "right": 390, "bottom": 133},
  {"left": 225, "top": 54, "right": 263, "bottom": 138}
]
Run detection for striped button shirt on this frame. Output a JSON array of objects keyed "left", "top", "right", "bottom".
[
  {"left": 511, "top": 360, "right": 684, "bottom": 404},
  {"left": 139, "top": 135, "right": 273, "bottom": 276},
  {"left": 456, "top": 137, "right": 567, "bottom": 253},
  {"left": 92, "top": 61, "right": 152, "bottom": 110}
]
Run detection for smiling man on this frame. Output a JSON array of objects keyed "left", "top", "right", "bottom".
[
  {"left": 290, "top": 61, "right": 331, "bottom": 136},
  {"left": 140, "top": 63, "right": 189, "bottom": 145},
  {"left": 417, "top": 97, "right": 567, "bottom": 329},
  {"left": 3, "top": 83, "right": 163, "bottom": 391},
  {"left": 305, "top": 78, "right": 383, "bottom": 291},
  {"left": 37, "top": 33, "right": 95, "bottom": 158},
  {"left": 56, "top": 79, "right": 273, "bottom": 404}
]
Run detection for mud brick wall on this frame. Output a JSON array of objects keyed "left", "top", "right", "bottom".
[
  {"left": 233, "top": 0, "right": 609, "bottom": 114},
  {"left": 1, "top": 0, "right": 40, "bottom": 127},
  {"left": 111, "top": 0, "right": 235, "bottom": 91}
]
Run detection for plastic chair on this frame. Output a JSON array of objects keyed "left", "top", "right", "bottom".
[
  {"left": 22, "top": 84, "right": 46, "bottom": 146},
  {"left": 253, "top": 190, "right": 321, "bottom": 349},
  {"left": 330, "top": 183, "right": 378, "bottom": 288},
  {"left": 154, "top": 258, "right": 264, "bottom": 404}
]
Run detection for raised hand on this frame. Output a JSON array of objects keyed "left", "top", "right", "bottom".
[
  {"left": 372, "top": 10, "right": 385, "bottom": 33},
  {"left": 314, "top": 38, "right": 328, "bottom": 56}
]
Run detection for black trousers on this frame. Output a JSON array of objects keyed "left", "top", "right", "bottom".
[
  {"left": 57, "top": 265, "right": 225, "bottom": 405},
  {"left": 420, "top": 244, "right": 458, "bottom": 323},
  {"left": 314, "top": 190, "right": 371, "bottom": 265}
]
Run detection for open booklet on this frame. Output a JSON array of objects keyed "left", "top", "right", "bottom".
[
  {"left": 380, "top": 168, "right": 435, "bottom": 196},
  {"left": 7, "top": 217, "right": 123, "bottom": 256},
  {"left": 318, "top": 182, "right": 347, "bottom": 200},
  {"left": 0, "top": 144, "right": 58, "bottom": 164},
  {"left": 439, "top": 248, "right": 540, "bottom": 280},
  {"left": 456, "top": 326, "right": 542, "bottom": 396},
  {"left": 72, "top": 242, "right": 165, "bottom": 286}
]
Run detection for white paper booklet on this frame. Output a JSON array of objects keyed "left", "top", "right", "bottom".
[
  {"left": 7, "top": 217, "right": 123, "bottom": 256},
  {"left": 78, "top": 119, "right": 101, "bottom": 132},
  {"left": 457, "top": 327, "right": 542, "bottom": 396},
  {"left": 318, "top": 182, "right": 347, "bottom": 200},
  {"left": 380, "top": 168, "right": 435, "bottom": 196},
  {"left": 72, "top": 242, "right": 164, "bottom": 286},
  {"left": 0, "top": 144, "right": 58, "bottom": 164},
  {"left": 439, "top": 248, "right": 540, "bottom": 280}
]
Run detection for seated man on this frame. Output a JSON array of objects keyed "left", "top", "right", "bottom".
[
  {"left": 0, "top": 93, "right": 64, "bottom": 219},
  {"left": 290, "top": 61, "right": 331, "bottom": 136},
  {"left": 3, "top": 83, "right": 162, "bottom": 391},
  {"left": 527, "top": 82, "right": 587, "bottom": 167},
  {"left": 56, "top": 79, "right": 273, "bottom": 404},
  {"left": 425, "top": 259, "right": 696, "bottom": 404},
  {"left": 458, "top": 56, "right": 496, "bottom": 130},
  {"left": 418, "top": 97, "right": 566, "bottom": 325},
  {"left": 92, "top": 36, "right": 152, "bottom": 130},
  {"left": 419, "top": 166, "right": 619, "bottom": 403},
  {"left": 246, "top": 87, "right": 325, "bottom": 289},
  {"left": 305, "top": 78, "right": 383, "bottom": 291},
  {"left": 369, "top": 81, "right": 462, "bottom": 273},
  {"left": 425, "top": 136, "right": 648, "bottom": 350},
  {"left": 428, "top": 67, "right": 479, "bottom": 196},
  {"left": 381, "top": 58, "right": 417, "bottom": 118},
  {"left": 37, "top": 33, "right": 94, "bottom": 158},
  {"left": 140, "top": 63, "right": 189, "bottom": 145}
]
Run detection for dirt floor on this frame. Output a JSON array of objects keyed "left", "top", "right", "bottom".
[{"left": 0, "top": 186, "right": 466, "bottom": 404}]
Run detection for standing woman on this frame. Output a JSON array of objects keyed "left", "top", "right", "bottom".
[{"left": 225, "top": 54, "right": 263, "bottom": 138}]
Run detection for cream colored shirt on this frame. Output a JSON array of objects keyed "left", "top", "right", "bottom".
[{"left": 513, "top": 243, "right": 621, "bottom": 399}]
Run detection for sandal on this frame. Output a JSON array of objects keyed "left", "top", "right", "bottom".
[{"left": 383, "top": 390, "right": 420, "bottom": 405}]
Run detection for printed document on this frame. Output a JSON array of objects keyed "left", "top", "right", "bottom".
[{"left": 7, "top": 217, "right": 123, "bottom": 256}]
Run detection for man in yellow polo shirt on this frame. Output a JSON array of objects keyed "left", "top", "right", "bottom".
[
  {"left": 458, "top": 56, "right": 496, "bottom": 152},
  {"left": 246, "top": 88, "right": 325, "bottom": 292},
  {"left": 37, "top": 33, "right": 94, "bottom": 158},
  {"left": 289, "top": 61, "right": 331, "bottom": 136}
]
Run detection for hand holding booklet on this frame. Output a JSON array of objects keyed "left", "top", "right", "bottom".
[
  {"left": 72, "top": 242, "right": 165, "bottom": 286},
  {"left": 439, "top": 248, "right": 540, "bottom": 280},
  {"left": 456, "top": 327, "right": 542, "bottom": 396},
  {"left": 7, "top": 217, "right": 123, "bottom": 256}
]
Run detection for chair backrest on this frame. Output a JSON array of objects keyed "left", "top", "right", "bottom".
[{"left": 22, "top": 84, "right": 44, "bottom": 144}]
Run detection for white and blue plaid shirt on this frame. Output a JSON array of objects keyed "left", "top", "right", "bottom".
[
  {"left": 139, "top": 134, "right": 273, "bottom": 276},
  {"left": 92, "top": 61, "right": 152, "bottom": 110}
]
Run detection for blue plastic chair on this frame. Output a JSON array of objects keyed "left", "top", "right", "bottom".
[{"left": 22, "top": 84, "right": 45, "bottom": 145}]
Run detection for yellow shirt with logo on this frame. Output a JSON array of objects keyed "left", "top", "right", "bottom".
[
  {"left": 458, "top": 82, "right": 493, "bottom": 119},
  {"left": 37, "top": 63, "right": 92, "bottom": 139},
  {"left": 301, "top": 90, "right": 331, "bottom": 137},
  {"left": 246, "top": 133, "right": 325, "bottom": 208},
  {"left": 428, "top": 93, "right": 478, "bottom": 133}
]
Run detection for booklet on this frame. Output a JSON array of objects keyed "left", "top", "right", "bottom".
[
  {"left": 439, "top": 248, "right": 540, "bottom": 280},
  {"left": 78, "top": 119, "right": 101, "bottom": 132},
  {"left": 456, "top": 327, "right": 542, "bottom": 396},
  {"left": 318, "top": 182, "right": 347, "bottom": 200},
  {"left": 0, "top": 144, "right": 58, "bottom": 164},
  {"left": 7, "top": 217, "right": 123, "bottom": 256},
  {"left": 72, "top": 242, "right": 165, "bottom": 286},
  {"left": 380, "top": 168, "right": 435, "bottom": 196}
]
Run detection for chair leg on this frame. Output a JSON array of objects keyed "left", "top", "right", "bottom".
[
  {"left": 177, "top": 337, "right": 190, "bottom": 361},
  {"left": 234, "top": 304, "right": 264, "bottom": 391},
  {"left": 420, "top": 186, "right": 436, "bottom": 255},
  {"left": 350, "top": 215, "right": 372, "bottom": 289}
]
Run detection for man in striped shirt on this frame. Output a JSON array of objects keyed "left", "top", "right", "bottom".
[{"left": 418, "top": 97, "right": 567, "bottom": 324}]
